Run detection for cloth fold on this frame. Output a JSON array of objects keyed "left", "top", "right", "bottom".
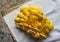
[{"left": 3, "top": 0, "right": 60, "bottom": 42}]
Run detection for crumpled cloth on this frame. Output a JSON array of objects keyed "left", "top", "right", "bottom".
[{"left": 3, "top": 0, "right": 60, "bottom": 42}]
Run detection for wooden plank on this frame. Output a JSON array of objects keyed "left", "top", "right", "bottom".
[
  {"left": 1, "top": 0, "right": 31, "bottom": 16},
  {"left": 1, "top": 4, "right": 21, "bottom": 16}
]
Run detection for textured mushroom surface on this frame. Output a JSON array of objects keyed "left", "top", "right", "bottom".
[{"left": 15, "top": 6, "right": 54, "bottom": 40}]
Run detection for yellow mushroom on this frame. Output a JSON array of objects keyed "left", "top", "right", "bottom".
[
  {"left": 29, "top": 15, "right": 38, "bottom": 20},
  {"left": 15, "top": 17, "right": 20, "bottom": 22},
  {"left": 18, "top": 12, "right": 25, "bottom": 18},
  {"left": 33, "top": 32, "right": 40, "bottom": 38},
  {"left": 23, "top": 10, "right": 30, "bottom": 17},
  {"left": 40, "top": 33, "right": 47, "bottom": 39},
  {"left": 29, "top": 5, "right": 43, "bottom": 15},
  {"left": 20, "top": 6, "right": 29, "bottom": 12},
  {"left": 15, "top": 5, "right": 54, "bottom": 40}
]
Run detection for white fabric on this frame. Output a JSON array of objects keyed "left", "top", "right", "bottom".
[{"left": 3, "top": 0, "right": 60, "bottom": 42}]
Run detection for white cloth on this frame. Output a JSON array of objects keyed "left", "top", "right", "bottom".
[{"left": 3, "top": 0, "right": 60, "bottom": 42}]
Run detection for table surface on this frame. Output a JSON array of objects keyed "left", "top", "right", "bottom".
[
  {"left": 1, "top": 0, "right": 30, "bottom": 16},
  {"left": 0, "top": 13, "right": 14, "bottom": 42},
  {"left": 0, "top": 0, "right": 30, "bottom": 42}
]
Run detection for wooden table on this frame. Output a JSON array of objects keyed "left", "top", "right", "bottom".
[
  {"left": 0, "top": 13, "right": 15, "bottom": 42},
  {"left": 0, "top": 0, "right": 31, "bottom": 42},
  {"left": 1, "top": 0, "right": 30, "bottom": 16}
]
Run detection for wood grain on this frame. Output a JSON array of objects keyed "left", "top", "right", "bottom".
[
  {"left": 1, "top": 4, "right": 21, "bottom": 16},
  {"left": 1, "top": 0, "right": 31, "bottom": 16}
]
